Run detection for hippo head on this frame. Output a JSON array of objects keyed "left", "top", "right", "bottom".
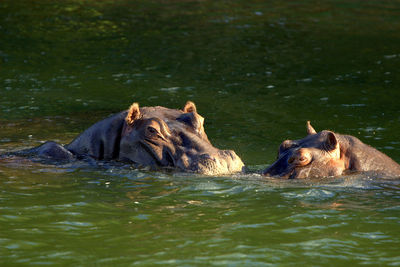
[
  {"left": 119, "top": 101, "right": 244, "bottom": 175},
  {"left": 263, "top": 122, "right": 345, "bottom": 179}
]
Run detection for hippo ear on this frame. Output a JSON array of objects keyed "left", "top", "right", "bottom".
[
  {"left": 183, "top": 101, "right": 197, "bottom": 113},
  {"left": 126, "top": 102, "right": 141, "bottom": 126},
  {"left": 324, "top": 131, "right": 338, "bottom": 151},
  {"left": 306, "top": 121, "right": 317, "bottom": 135}
]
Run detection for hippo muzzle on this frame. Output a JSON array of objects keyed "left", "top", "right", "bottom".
[
  {"left": 263, "top": 151, "right": 297, "bottom": 179},
  {"left": 135, "top": 138, "right": 244, "bottom": 175},
  {"left": 186, "top": 149, "right": 244, "bottom": 175}
]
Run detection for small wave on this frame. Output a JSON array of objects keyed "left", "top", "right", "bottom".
[{"left": 282, "top": 189, "right": 336, "bottom": 201}]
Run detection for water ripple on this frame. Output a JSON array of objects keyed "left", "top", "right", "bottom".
[{"left": 281, "top": 189, "right": 336, "bottom": 201}]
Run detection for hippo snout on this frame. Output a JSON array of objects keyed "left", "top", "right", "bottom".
[
  {"left": 263, "top": 153, "right": 292, "bottom": 178},
  {"left": 189, "top": 149, "right": 244, "bottom": 175},
  {"left": 263, "top": 165, "right": 282, "bottom": 177}
]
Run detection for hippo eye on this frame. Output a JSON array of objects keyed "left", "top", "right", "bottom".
[
  {"left": 299, "top": 156, "right": 307, "bottom": 162},
  {"left": 297, "top": 155, "right": 311, "bottom": 166},
  {"left": 147, "top": 126, "right": 158, "bottom": 134},
  {"left": 288, "top": 152, "right": 311, "bottom": 166}
]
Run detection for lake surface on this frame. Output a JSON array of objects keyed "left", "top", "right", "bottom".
[{"left": 1, "top": 0, "right": 400, "bottom": 265}]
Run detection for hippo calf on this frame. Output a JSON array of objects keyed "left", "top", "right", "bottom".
[
  {"left": 263, "top": 121, "right": 400, "bottom": 179},
  {"left": 10, "top": 101, "right": 244, "bottom": 175}
]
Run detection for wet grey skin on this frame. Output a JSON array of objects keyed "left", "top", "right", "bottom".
[
  {"left": 263, "top": 121, "right": 400, "bottom": 179},
  {"left": 9, "top": 101, "right": 244, "bottom": 176}
]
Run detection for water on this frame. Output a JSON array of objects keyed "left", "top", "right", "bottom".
[{"left": 1, "top": 0, "right": 400, "bottom": 265}]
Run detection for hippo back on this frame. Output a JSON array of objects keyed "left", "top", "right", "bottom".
[
  {"left": 66, "top": 112, "right": 127, "bottom": 160},
  {"left": 338, "top": 134, "right": 400, "bottom": 176}
]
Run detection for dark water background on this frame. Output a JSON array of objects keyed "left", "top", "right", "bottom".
[{"left": 1, "top": 0, "right": 400, "bottom": 265}]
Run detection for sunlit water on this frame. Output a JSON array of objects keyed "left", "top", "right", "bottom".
[
  {"left": 1, "top": 159, "right": 400, "bottom": 266},
  {"left": 1, "top": 0, "right": 400, "bottom": 265}
]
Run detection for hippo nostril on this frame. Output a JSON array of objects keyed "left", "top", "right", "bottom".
[
  {"left": 202, "top": 154, "right": 213, "bottom": 160},
  {"left": 225, "top": 150, "right": 236, "bottom": 160}
]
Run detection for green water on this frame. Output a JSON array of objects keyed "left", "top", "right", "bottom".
[{"left": 1, "top": 0, "right": 400, "bottom": 265}]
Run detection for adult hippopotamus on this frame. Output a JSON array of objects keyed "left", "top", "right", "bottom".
[
  {"left": 10, "top": 101, "right": 244, "bottom": 175},
  {"left": 263, "top": 121, "right": 400, "bottom": 179}
]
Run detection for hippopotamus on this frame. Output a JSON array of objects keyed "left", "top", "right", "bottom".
[
  {"left": 263, "top": 121, "right": 400, "bottom": 179},
  {"left": 9, "top": 101, "right": 244, "bottom": 175}
]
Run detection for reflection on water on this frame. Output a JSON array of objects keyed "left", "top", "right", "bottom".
[{"left": 1, "top": 0, "right": 400, "bottom": 265}]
